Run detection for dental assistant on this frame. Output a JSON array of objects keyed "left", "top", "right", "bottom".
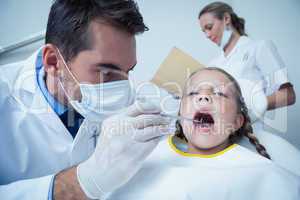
[
  {"left": 0, "top": 1, "right": 171, "bottom": 199},
  {"left": 198, "top": 2, "right": 299, "bottom": 176}
]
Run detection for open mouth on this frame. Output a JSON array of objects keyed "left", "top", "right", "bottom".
[{"left": 193, "top": 112, "right": 215, "bottom": 130}]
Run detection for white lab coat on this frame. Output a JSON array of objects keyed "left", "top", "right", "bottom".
[
  {"left": 0, "top": 50, "right": 101, "bottom": 199},
  {"left": 109, "top": 136, "right": 300, "bottom": 200},
  {"left": 209, "top": 36, "right": 289, "bottom": 94},
  {"left": 209, "top": 36, "right": 300, "bottom": 176}
]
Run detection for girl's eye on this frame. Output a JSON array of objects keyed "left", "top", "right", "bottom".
[
  {"left": 213, "top": 92, "right": 228, "bottom": 98},
  {"left": 99, "top": 69, "right": 110, "bottom": 75},
  {"left": 188, "top": 91, "right": 198, "bottom": 96}
]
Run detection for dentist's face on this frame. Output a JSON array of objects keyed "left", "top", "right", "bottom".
[
  {"left": 56, "top": 21, "right": 137, "bottom": 101},
  {"left": 60, "top": 21, "right": 137, "bottom": 84},
  {"left": 180, "top": 70, "right": 243, "bottom": 151},
  {"left": 199, "top": 13, "right": 225, "bottom": 46}
]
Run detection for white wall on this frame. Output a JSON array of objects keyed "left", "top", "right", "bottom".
[
  {"left": 0, "top": 0, "right": 299, "bottom": 149},
  {"left": 134, "top": 0, "right": 300, "bottom": 149},
  {"left": 0, "top": 0, "right": 51, "bottom": 63}
]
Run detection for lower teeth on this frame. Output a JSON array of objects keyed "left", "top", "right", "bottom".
[{"left": 199, "top": 123, "right": 211, "bottom": 128}]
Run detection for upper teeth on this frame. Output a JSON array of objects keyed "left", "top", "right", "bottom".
[{"left": 199, "top": 123, "right": 211, "bottom": 128}]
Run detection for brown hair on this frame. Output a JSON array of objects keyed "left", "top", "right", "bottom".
[
  {"left": 198, "top": 2, "right": 247, "bottom": 36},
  {"left": 46, "top": 0, "right": 148, "bottom": 62},
  {"left": 175, "top": 67, "right": 271, "bottom": 159}
]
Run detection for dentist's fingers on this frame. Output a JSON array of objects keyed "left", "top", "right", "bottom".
[
  {"left": 126, "top": 100, "right": 161, "bottom": 117},
  {"left": 132, "top": 125, "right": 176, "bottom": 142},
  {"left": 131, "top": 114, "right": 172, "bottom": 129}
]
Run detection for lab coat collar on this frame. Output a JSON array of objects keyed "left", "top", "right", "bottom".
[
  {"left": 14, "top": 47, "right": 64, "bottom": 115},
  {"left": 13, "top": 47, "right": 73, "bottom": 139},
  {"left": 221, "top": 36, "right": 251, "bottom": 58},
  {"left": 235, "top": 36, "right": 251, "bottom": 49},
  {"left": 16, "top": 47, "right": 44, "bottom": 93}
]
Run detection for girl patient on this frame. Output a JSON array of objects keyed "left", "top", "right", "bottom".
[{"left": 108, "top": 67, "right": 300, "bottom": 200}]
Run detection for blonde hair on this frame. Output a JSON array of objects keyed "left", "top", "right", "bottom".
[{"left": 175, "top": 67, "right": 271, "bottom": 159}]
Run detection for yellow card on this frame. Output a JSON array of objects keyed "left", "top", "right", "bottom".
[{"left": 150, "top": 47, "right": 205, "bottom": 97}]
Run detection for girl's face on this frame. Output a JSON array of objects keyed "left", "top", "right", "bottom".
[
  {"left": 180, "top": 70, "right": 244, "bottom": 152},
  {"left": 199, "top": 12, "right": 228, "bottom": 46}
]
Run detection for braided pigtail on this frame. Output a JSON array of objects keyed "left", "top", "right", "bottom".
[
  {"left": 237, "top": 101, "right": 271, "bottom": 159},
  {"left": 174, "top": 120, "right": 187, "bottom": 142}
]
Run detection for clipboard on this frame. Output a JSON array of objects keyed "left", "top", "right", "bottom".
[{"left": 150, "top": 47, "right": 205, "bottom": 97}]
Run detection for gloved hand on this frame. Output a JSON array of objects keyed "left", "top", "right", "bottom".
[
  {"left": 249, "top": 89, "right": 268, "bottom": 123},
  {"left": 239, "top": 79, "right": 268, "bottom": 123},
  {"left": 77, "top": 100, "right": 172, "bottom": 199}
]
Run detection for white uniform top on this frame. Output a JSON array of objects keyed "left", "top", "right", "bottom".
[
  {"left": 0, "top": 50, "right": 101, "bottom": 199},
  {"left": 209, "top": 36, "right": 289, "bottom": 96},
  {"left": 208, "top": 36, "right": 300, "bottom": 177},
  {"left": 109, "top": 136, "right": 300, "bottom": 200}
]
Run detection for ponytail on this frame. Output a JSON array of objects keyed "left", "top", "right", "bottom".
[{"left": 230, "top": 13, "right": 247, "bottom": 36}]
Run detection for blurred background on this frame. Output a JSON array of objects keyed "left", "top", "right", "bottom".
[{"left": 0, "top": 0, "right": 299, "bottom": 149}]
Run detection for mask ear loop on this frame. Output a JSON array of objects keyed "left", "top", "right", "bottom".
[
  {"left": 56, "top": 48, "right": 82, "bottom": 102},
  {"left": 126, "top": 72, "right": 137, "bottom": 106},
  {"left": 56, "top": 48, "right": 81, "bottom": 86}
]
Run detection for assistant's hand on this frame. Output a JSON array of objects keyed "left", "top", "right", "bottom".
[{"left": 77, "top": 100, "right": 172, "bottom": 199}]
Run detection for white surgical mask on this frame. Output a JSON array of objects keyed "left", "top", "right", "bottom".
[
  {"left": 70, "top": 80, "right": 135, "bottom": 120},
  {"left": 57, "top": 49, "right": 135, "bottom": 121},
  {"left": 219, "top": 25, "right": 233, "bottom": 49}
]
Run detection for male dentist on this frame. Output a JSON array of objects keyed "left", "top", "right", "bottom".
[{"left": 0, "top": 0, "right": 171, "bottom": 199}]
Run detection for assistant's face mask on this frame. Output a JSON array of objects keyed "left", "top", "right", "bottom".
[
  {"left": 57, "top": 49, "right": 135, "bottom": 121},
  {"left": 219, "top": 24, "right": 233, "bottom": 50}
]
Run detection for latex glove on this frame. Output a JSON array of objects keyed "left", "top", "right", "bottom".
[
  {"left": 239, "top": 79, "right": 268, "bottom": 123},
  {"left": 249, "top": 89, "right": 268, "bottom": 123},
  {"left": 135, "top": 82, "right": 181, "bottom": 116},
  {"left": 77, "top": 100, "right": 172, "bottom": 199}
]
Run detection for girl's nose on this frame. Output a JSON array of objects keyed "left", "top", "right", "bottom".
[{"left": 198, "top": 94, "right": 212, "bottom": 104}]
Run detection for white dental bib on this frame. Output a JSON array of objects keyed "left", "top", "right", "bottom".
[{"left": 108, "top": 136, "right": 300, "bottom": 200}]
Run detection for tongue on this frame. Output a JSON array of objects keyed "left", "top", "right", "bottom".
[{"left": 194, "top": 123, "right": 212, "bottom": 133}]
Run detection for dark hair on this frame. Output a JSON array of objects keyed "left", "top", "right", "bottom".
[
  {"left": 175, "top": 67, "right": 271, "bottom": 159},
  {"left": 198, "top": 2, "right": 247, "bottom": 36},
  {"left": 45, "top": 0, "right": 148, "bottom": 61}
]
